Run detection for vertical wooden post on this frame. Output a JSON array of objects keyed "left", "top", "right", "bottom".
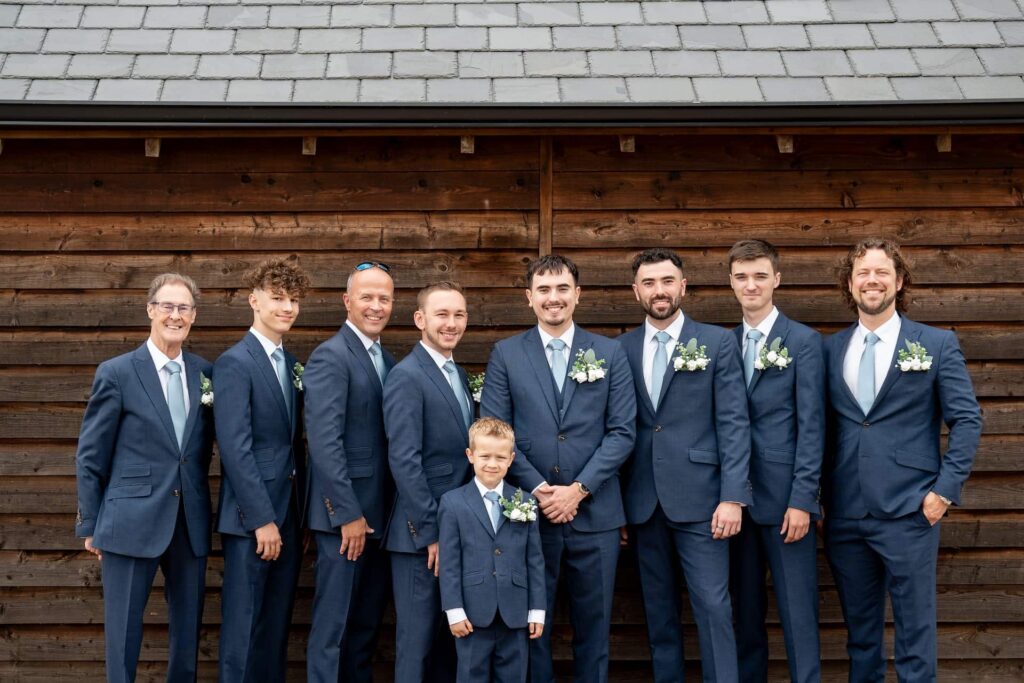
[
  {"left": 936, "top": 134, "right": 952, "bottom": 152},
  {"left": 775, "top": 134, "right": 794, "bottom": 153},
  {"left": 539, "top": 136, "right": 553, "bottom": 257},
  {"left": 144, "top": 138, "right": 160, "bottom": 158},
  {"left": 302, "top": 137, "right": 317, "bottom": 155},
  {"left": 618, "top": 135, "right": 635, "bottom": 153},
  {"left": 460, "top": 135, "right": 475, "bottom": 154}
]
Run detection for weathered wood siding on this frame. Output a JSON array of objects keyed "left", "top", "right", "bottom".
[{"left": 0, "top": 132, "right": 1021, "bottom": 681}]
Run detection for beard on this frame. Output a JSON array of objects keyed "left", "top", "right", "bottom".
[
  {"left": 642, "top": 294, "right": 682, "bottom": 320},
  {"left": 855, "top": 290, "right": 896, "bottom": 316}
]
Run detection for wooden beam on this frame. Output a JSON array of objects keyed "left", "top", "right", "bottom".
[
  {"left": 460, "top": 135, "right": 475, "bottom": 154},
  {"left": 618, "top": 135, "right": 635, "bottom": 153},
  {"left": 937, "top": 134, "right": 952, "bottom": 152},
  {"left": 302, "top": 136, "right": 317, "bottom": 155},
  {"left": 539, "top": 137, "right": 553, "bottom": 257},
  {"left": 776, "top": 134, "right": 794, "bottom": 153},
  {"left": 144, "top": 138, "right": 160, "bottom": 158}
]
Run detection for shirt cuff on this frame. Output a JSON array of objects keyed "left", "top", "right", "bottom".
[
  {"left": 530, "top": 482, "right": 548, "bottom": 495},
  {"left": 446, "top": 608, "right": 468, "bottom": 626},
  {"left": 723, "top": 501, "right": 746, "bottom": 507},
  {"left": 527, "top": 609, "right": 545, "bottom": 625}
]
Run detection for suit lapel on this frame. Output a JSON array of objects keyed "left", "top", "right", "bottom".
[
  {"left": 560, "top": 327, "right": 591, "bottom": 417},
  {"left": 870, "top": 318, "right": 915, "bottom": 412},
  {"left": 747, "top": 313, "right": 790, "bottom": 396},
  {"left": 285, "top": 348, "right": 300, "bottom": 438},
  {"left": 623, "top": 328, "right": 655, "bottom": 416},
  {"left": 343, "top": 324, "right": 384, "bottom": 396},
  {"left": 832, "top": 324, "right": 862, "bottom": 412},
  {"left": 523, "top": 328, "right": 561, "bottom": 424},
  {"left": 180, "top": 353, "right": 204, "bottom": 449},
  {"left": 656, "top": 316, "right": 695, "bottom": 411},
  {"left": 463, "top": 483, "right": 495, "bottom": 538},
  {"left": 132, "top": 345, "right": 179, "bottom": 452},
  {"left": 415, "top": 344, "right": 468, "bottom": 438},
  {"left": 246, "top": 333, "right": 291, "bottom": 427}
]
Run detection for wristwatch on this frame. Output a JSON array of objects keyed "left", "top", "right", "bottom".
[{"left": 574, "top": 481, "right": 590, "bottom": 497}]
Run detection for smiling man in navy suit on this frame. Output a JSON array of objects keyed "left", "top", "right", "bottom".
[
  {"left": 304, "top": 261, "right": 396, "bottom": 683},
  {"left": 824, "top": 238, "right": 982, "bottom": 682},
  {"left": 725, "top": 240, "right": 824, "bottom": 683},
  {"left": 214, "top": 258, "right": 311, "bottom": 683},
  {"left": 480, "top": 255, "right": 636, "bottom": 683},
  {"left": 75, "top": 273, "right": 215, "bottom": 683},
  {"left": 619, "top": 248, "right": 750, "bottom": 683},
  {"left": 384, "top": 281, "right": 474, "bottom": 683}
]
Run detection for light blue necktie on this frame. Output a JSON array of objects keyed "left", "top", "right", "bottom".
[
  {"left": 271, "top": 348, "right": 292, "bottom": 417},
  {"left": 369, "top": 341, "right": 387, "bottom": 385},
  {"left": 484, "top": 491, "right": 502, "bottom": 532},
  {"left": 548, "top": 339, "right": 567, "bottom": 393},
  {"left": 744, "top": 329, "right": 763, "bottom": 387},
  {"left": 443, "top": 360, "right": 472, "bottom": 428},
  {"left": 165, "top": 361, "right": 186, "bottom": 448},
  {"left": 650, "top": 331, "right": 671, "bottom": 410},
  {"left": 857, "top": 332, "right": 880, "bottom": 415}
]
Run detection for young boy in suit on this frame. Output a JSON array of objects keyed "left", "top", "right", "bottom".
[{"left": 438, "top": 417, "right": 546, "bottom": 683}]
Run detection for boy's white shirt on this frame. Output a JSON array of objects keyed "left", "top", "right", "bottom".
[{"left": 445, "top": 477, "right": 545, "bottom": 626}]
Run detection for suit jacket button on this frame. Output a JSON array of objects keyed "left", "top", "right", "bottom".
[
  {"left": 494, "top": 548, "right": 502, "bottom": 556},
  {"left": 288, "top": 473, "right": 295, "bottom": 481},
  {"left": 654, "top": 425, "right": 662, "bottom": 432},
  {"left": 557, "top": 434, "right": 566, "bottom": 441},
  {"left": 492, "top": 571, "right": 497, "bottom": 577},
  {"left": 172, "top": 489, "right": 180, "bottom": 497},
  {"left": 863, "top": 421, "right": 870, "bottom": 427},
  {"left": 181, "top": 457, "right": 188, "bottom": 463},
  {"left": 553, "top": 465, "right": 560, "bottom": 474}
]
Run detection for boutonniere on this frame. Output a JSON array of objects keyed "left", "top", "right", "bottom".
[
  {"left": 673, "top": 338, "right": 709, "bottom": 372},
  {"left": 499, "top": 488, "right": 538, "bottom": 523},
  {"left": 292, "top": 362, "right": 304, "bottom": 390},
  {"left": 199, "top": 373, "right": 214, "bottom": 406},
  {"left": 469, "top": 372, "right": 485, "bottom": 403},
  {"left": 897, "top": 340, "right": 932, "bottom": 372},
  {"left": 754, "top": 337, "right": 792, "bottom": 372},
  {"left": 570, "top": 348, "right": 607, "bottom": 383}
]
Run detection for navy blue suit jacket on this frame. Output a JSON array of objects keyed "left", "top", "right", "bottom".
[
  {"left": 621, "top": 316, "right": 752, "bottom": 525},
  {"left": 383, "top": 343, "right": 473, "bottom": 553},
  {"left": 75, "top": 344, "right": 215, "bottom": 558},
  {"left": 439, "top": 481, "right": 545, "bottom": 629},
  {"left": 304, "top": 324, "right": 395, "bottom": 536},
  {"left": 733, "top": 312, "right": 825, "bottom": 525},
  {"left": 480, "top": 326, "right": 637, "bottom": 533},
  {"left": 214, "top": 332, "right": 305, "bottom": 536},
  {"left": 823, "top": 317, "right": 982, "bottom": 519}
]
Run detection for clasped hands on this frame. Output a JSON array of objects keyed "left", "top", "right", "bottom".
[{"left": 533, "top": 482, "right": 585, "bottom": 524}]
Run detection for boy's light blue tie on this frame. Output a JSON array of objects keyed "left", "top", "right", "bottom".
[
  {"left": 165, "top": 361, "right": 186, "bottom": 448},
  {"left": 443, "top": 360, "right": 472, "bottom": 428},
  {"left": 484, "top": 491, "right": 502, "bottom": 532},
  {"left": 857, "top": 332, "right": 880, "bottom": 415},
  {"left": 272, "top": 348, "right": 292, "bottom": 416},
  {"left": 369, "top": 341, "right": 387, "bottom": 385},
  {"left": 744, "top": 329, "right": 763, "bottom": 387},
  {"left": 548, "top": 339, "right": 567, "bottom": 392},
  {"left": 650, "top": 331, "right": 671, "bottom": 410}
]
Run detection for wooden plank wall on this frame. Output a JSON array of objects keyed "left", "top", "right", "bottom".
[{"left": 0, "top": 131, "right": 1021, "bottom": 681}]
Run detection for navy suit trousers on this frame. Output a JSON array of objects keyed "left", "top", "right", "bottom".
[
  {"left": 455, "top": 616, "right": 528, "bottom": 683},
  {"left": 391, "top": 550, "right": 458, "bottom": 683},
  {"left": 101, "top": 504, "right": 206, "bottom": 683}
]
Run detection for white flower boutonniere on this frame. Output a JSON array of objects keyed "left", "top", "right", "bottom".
[
  {"left": 754, "top": 337, "right": 792, "bottom": 372},
  {"left": 292, "top": 362, "right": 304, "bottom": 391},
  {"left": 570, "top": 348, "right": 607, "bottom": 383},
  {"left": 469, "top": 372, "right": 485, "bottom": 403},
  {"left": 499, "top": 488, "right": 538, "bottom": 523},
  {"left": 897, "top": 340, "right": 932, "bottom": 372},
  {"left": 200, "top": 373, "right": 214, "bottom": 406},
  {"left": 673, "top": 338, "right": 710, "bottom": 372}
]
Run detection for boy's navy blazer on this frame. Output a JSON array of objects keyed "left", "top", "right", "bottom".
[
  {"left": 304, "top": 323, "right": 395, "bottom": 536},
  {"left": 382, "top": 342, "right": 473, "bottom": 553},
  {"left": 732, "top": 311, "right": 825, "bottom": 524},
  {"left": 823, "top": 317, "right": 982, "bottom": 519},
  {"left": 479, "top": 325, "right": 637, "bottom": 533},
  {"left": 620, "top": 316, "right": 752, "bottom": 525},
  {"left": 438, "top": 481, "right": 545, "bottom": 629},
  {"left": 214, "top": 331, "right": 305, "bottom": 536},
  {"left": 75, "top": 344, "right": 215, "bottom": 558}
]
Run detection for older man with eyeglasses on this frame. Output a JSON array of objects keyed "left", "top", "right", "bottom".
[{"left": 75, "top": 272, "right": 216, "bottom": 683}]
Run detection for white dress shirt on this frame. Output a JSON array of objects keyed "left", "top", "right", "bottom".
[
  {"left": 445, "top": 477, "right": 546, "bottom": 627},
  {"left": 642, "top": 313, "right": 685, "bottom": 397},
  {"left": 419, "top": 341, "right": 462, "bottom": 395},
  {"left": 345, "top": 318, "right": 376, "bottom": 353},
  {"left": 741, "top": 305, "right": 779, "bottom": 359},
  {"left": 249, "top": 326, "right": 284, "bottom": 364},
  {"left": 537, "top": 323, "right": 575, "bottom": 370},
  {"left": 843, "top": 312, "right": 901, "bottom": 400},
  {"left": 147, "top": 337, "right": 189, "bottom": 414}
]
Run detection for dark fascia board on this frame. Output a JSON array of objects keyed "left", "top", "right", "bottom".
[{"left": 0, "top": 99, "right": 1023, "bottom": 129}]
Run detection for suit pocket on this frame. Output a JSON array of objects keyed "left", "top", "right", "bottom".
[
  {"left": 120, "top": 464, "right": 151, "bottom": 478},
  {"left": 349, "top": 464, "right": 373, "bottom": 479},
  {"left": 515, "top": 439, "right": 532, "bottom": 453},
  {"left": 688, "top": 448, "right": 719, "bottom": 465},
  {"left": 258, "top": 463, "right": 277, "bottom": 481},
  {"left": 895, "top": 449, "right": 939, "bottom": 473},
  {"left": 107, "top": 484, "right": 152, "bottom": 499},
  {"left": 346, "top": 447, "right": 371, "bottom": 460},
  {"left": 463, "top": 571, "right": 485, "bottom": 586},
  {"left": 253, "top": 447, "right": 274, "bottom": 465},
  {"left": 511, "top": 571, "right": 528, "bottom": 588},
  {"left": 763, "top": 448, "right": 796, "bottom": 465},
  {"left": 424, "top": 462, "right": 454, "bottom": 479}
]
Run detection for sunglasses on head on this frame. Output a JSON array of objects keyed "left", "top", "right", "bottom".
[{"left": 355, "top": 261, "right": 391, "bottom": 273}]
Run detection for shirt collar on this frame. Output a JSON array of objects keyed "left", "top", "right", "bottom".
[
  {"left": 249, "top": 327, "right": 283, "bottom": 359},
  {"left": 742, "top": 306, "right": 779, "bottom": 341},
  {"left": 474, "top": 476, "right": 505, "bottom": 498},
  {"left": 857, "top": 311, "right": 901, "bottom": 345},
  {"left": 538, "top": 322, "right": 575, "bottom": 351},
  {"left": 146, "top": 337, "right": 184, "bottom": 373},
  {"left": 345, "top": 319, "right": 376, "bottom": 351},
  {"left": 419, "top": 340, "right": 455, "bottom": 370},
  {"left": 645, "top": 312, "right": 684, "bottom": 345}
]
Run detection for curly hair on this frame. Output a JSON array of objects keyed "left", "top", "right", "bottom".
[
  {"left": 242, "top": 258, "right": 311, "bottom": 299},
  {"left": 835, "top": 238, "right": 913, "bottom": 313}
]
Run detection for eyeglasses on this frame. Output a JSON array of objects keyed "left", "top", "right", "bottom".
[
  {"left": 355, "top": 261, "right": 391, "bottom": 273},
  {"left": 150, "top": 302, "right": 196, "bottom": 316}
]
